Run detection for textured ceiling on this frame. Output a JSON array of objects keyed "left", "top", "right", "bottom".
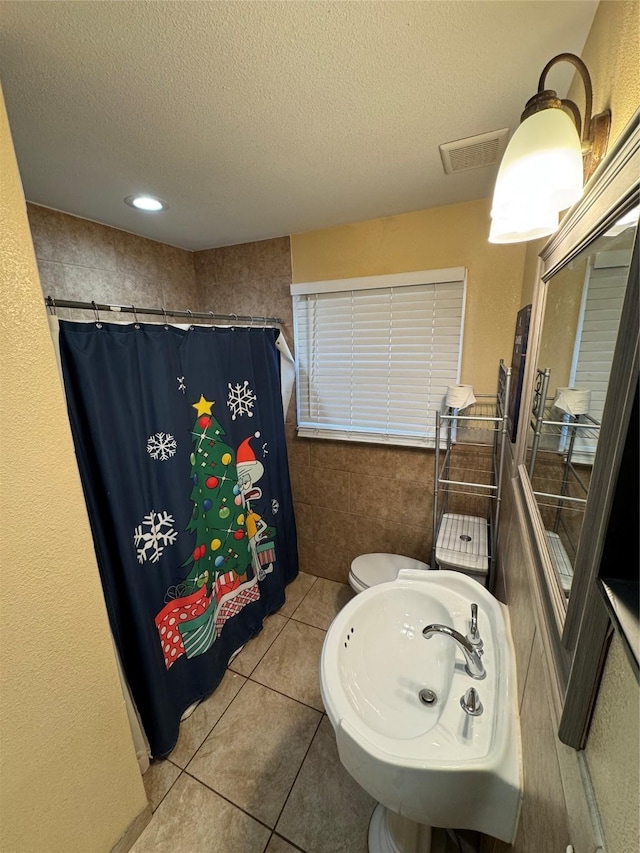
[{"left": 0, "top": 1, "right": 598, "bottom": 251}]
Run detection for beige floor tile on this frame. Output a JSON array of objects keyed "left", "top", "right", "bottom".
[
  {"left": 276, "top": 717, "right": 375, "bottom": 853},
  {"left": 142, "top": 760, "right": 181, "bottom": 812},
  {"left": 251, "top": 619, "right": 326, "bottom": 711},
  {"left": 291, "top": 577, "right": 355, "bottom": 630},
  {"left": 131, "top": 773, "right": 270, "bottom": 853},
  {"left": 169, "top": 670, "right": 246, "bottom": 767},
  {"left": 229, "top": 613, "right": 289, "bottom": 676},
  {"left": 265, "top": 834, "right": 302, "bottom": 852},
  {"left": 278, "top": 571, "right": 318, "bottom": 617},
  {"left": 188, "top": 680, "right": 321, "bottom": 827}
]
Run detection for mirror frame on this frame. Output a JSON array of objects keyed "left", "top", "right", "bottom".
[{"left": 515, "top": 107, "right": 639, "bottom": 747}]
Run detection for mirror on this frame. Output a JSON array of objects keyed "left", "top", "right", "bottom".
[
  {"left": 526, "top": 209, "right": 638, "bottom": 599},
  {"left": 514, "top": 107, "right": 639, "bottom": 747}
]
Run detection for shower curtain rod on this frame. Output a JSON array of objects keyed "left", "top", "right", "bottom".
[{"left": 44, "top": 295, "right": 283, "bottom": 326}]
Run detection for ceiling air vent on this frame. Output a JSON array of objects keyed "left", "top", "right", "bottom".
[{"left": 439, "top": 128, "right": 509, "bottom": 175}]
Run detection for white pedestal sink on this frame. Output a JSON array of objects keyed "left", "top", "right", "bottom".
[{"left": 320, "top": 569, "right": 522, "bottom": 853}]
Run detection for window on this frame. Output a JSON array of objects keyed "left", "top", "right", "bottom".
[
  {"left": 568, "top": 250, "right": 630, "bottom": 458},
  {"left": 290, "top": 268, "right": 467, "bottom": 447}
]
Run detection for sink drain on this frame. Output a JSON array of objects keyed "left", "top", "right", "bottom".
[{"left": 418, "top": 688, "right": 437, "bottom": 706}]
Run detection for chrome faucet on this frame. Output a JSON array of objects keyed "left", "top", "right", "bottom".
[
  {"left": 422, "top": 623, "right": 486, "bottom": 680},
  {"left": 466, "top": 603, "right": 483, "bottom": 649}
]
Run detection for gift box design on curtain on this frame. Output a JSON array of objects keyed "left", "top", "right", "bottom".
[{"left": 154, "top": 395, "right": 273, "bottom": 669}]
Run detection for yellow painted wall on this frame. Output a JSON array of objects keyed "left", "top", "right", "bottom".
[
  {"left": 568, "top": 0, "right": 640, "bottom": 146},
  {"left": 291, "top": 197, "right": 527, "bottom": 395},
  {"left": 0, "top": 82, "right": 148, "bottom": 852}
]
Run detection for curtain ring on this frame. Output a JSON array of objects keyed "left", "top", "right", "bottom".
[
  {"left": 48, "top": 295, "right": 57, "bottom": 316},
  {"left": 230, "top": 313, "right": 237, "bottom": 329},
  {"left": 263, "top": 315, "right": 268, "bottom": 328},
  {"left": 209, "top": 311, "right": 215, "bottom": 327},
  {"left": 92, "top": 300, "right": 103, "bottom": 328},
  {"left": 131, "top": 305, "right": 140, "bottom": 329},
  {"left": 162, "top": 306, "right": 169, "bottom": 329},
  {"left": 186, "top": 309, "right": 194, "bottom": 330}
]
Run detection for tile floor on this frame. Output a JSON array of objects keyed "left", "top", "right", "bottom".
[
  {"left": 134, "top": 572, "right": 479, "bottom": 853},
  {"left": 134, "top": 572, "right": 376, "bottom": 853}
]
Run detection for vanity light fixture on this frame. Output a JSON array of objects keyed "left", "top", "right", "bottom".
[
  {"left": 489, "top": 53, "right": 611, "bottom": 244},
  {"left": 124, "top": 195, "right": 168, "bottom": 212}
]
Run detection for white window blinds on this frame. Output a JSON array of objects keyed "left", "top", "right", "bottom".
[
  {"left": 569, "top": 251, "right": 629, "bottom": 458},
  {"left": 291, "top": 268, "right": 467, "bottom": 447}
]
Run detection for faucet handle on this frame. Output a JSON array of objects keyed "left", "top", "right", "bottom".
[
  {"left": 467, "top": 603, "right": 483, "bottom": 648},
  {"left": 460, "top": 686, "right": 483, "bottom": 716}
]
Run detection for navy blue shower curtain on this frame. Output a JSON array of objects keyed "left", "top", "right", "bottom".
[{"left": 58, "top": 320, "right": 298, "bottom": 758}]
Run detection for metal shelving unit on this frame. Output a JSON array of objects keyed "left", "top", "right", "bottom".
[
  {"left": 432, "top": 360, "right": 511, "bottom": 592},
  {"left": 527, "top": 367, "right": 601, "bottom": 594}
]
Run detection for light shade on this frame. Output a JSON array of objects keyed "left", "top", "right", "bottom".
[
  {"left": 489, "top": 205, "right": 559, "bottom": 244},
  {"left": 489, "top": 108, "right": 583, "bottom": 244}
]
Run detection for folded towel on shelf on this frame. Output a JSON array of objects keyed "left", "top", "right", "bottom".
[
  {"left": 446, "top": 385, "right": 476, "bottom": 410},
  {"left": 553, "top": 387, "right": 591, "bottom": 416}
]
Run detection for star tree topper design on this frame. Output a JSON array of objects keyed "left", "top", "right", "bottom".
[{"left": 192, "top": 394, "right": 214, "bottom": 417}]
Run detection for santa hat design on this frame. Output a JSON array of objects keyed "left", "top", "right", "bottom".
[{"left": 237, "top": 432, "right": 261, "bottom": 464}]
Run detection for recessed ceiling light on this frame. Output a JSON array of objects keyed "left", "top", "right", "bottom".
[{"left": 125, "top": 195, "right": 168, "bottom": 212}]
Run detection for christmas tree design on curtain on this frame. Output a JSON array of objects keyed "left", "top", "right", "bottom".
[{"left": 154, "top": 394, "right": 264, "bottom": 669}]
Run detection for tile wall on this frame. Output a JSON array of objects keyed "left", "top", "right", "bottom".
[{"left": 28, "top": 203, "right": 200, "bottom": 322}]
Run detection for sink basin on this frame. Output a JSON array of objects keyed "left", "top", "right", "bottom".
[{"left": 320, "top": 569, "right": 522, "bottom": 847}]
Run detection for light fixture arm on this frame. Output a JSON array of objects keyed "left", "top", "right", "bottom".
[
  {"left": 537, "top": 53, "right": 592, "bottom": 146},
  {"left": 518, "top": 52, "right": 610, "bottom": 181}
]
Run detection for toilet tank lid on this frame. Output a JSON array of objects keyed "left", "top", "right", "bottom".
[{"left": 350, "top": 553, "right": 431, "bottom": 587}]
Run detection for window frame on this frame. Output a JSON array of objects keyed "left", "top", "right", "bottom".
[{"left": 290, "top": 267, "right": 468, "bottom": 448}]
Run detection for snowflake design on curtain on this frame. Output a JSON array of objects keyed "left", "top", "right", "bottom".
[
  {"left": 227, "top": 380, "right": 256, "bottom": 420},
  {"left": 134, "top": 511, "right": 178, "bottom": 563},
  {"left": 146, "top": 432, "right": 177, "bottom": 460}
]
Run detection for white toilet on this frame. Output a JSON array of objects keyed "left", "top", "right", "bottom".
[{"left": 348, "top": 553, "right": 431, "bottom": 594}]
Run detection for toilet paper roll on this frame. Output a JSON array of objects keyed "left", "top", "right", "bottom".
[
  {"left": 446, "top": 385, "right": 476, "bottom": 410},
  {"left": 553, "top": 387, "right": 591, "bottom": 416}
]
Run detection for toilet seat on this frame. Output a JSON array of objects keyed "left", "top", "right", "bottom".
[{"left": 349, "top": 553, "right": 430, "bottom": 593}]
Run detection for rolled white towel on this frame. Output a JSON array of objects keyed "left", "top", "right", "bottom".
[
  {"left": 553, "top": 387, "right": 591, "bottom": 416},
  {"left": 446, "top": 384, "right": 476, "bottom": 410}
]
